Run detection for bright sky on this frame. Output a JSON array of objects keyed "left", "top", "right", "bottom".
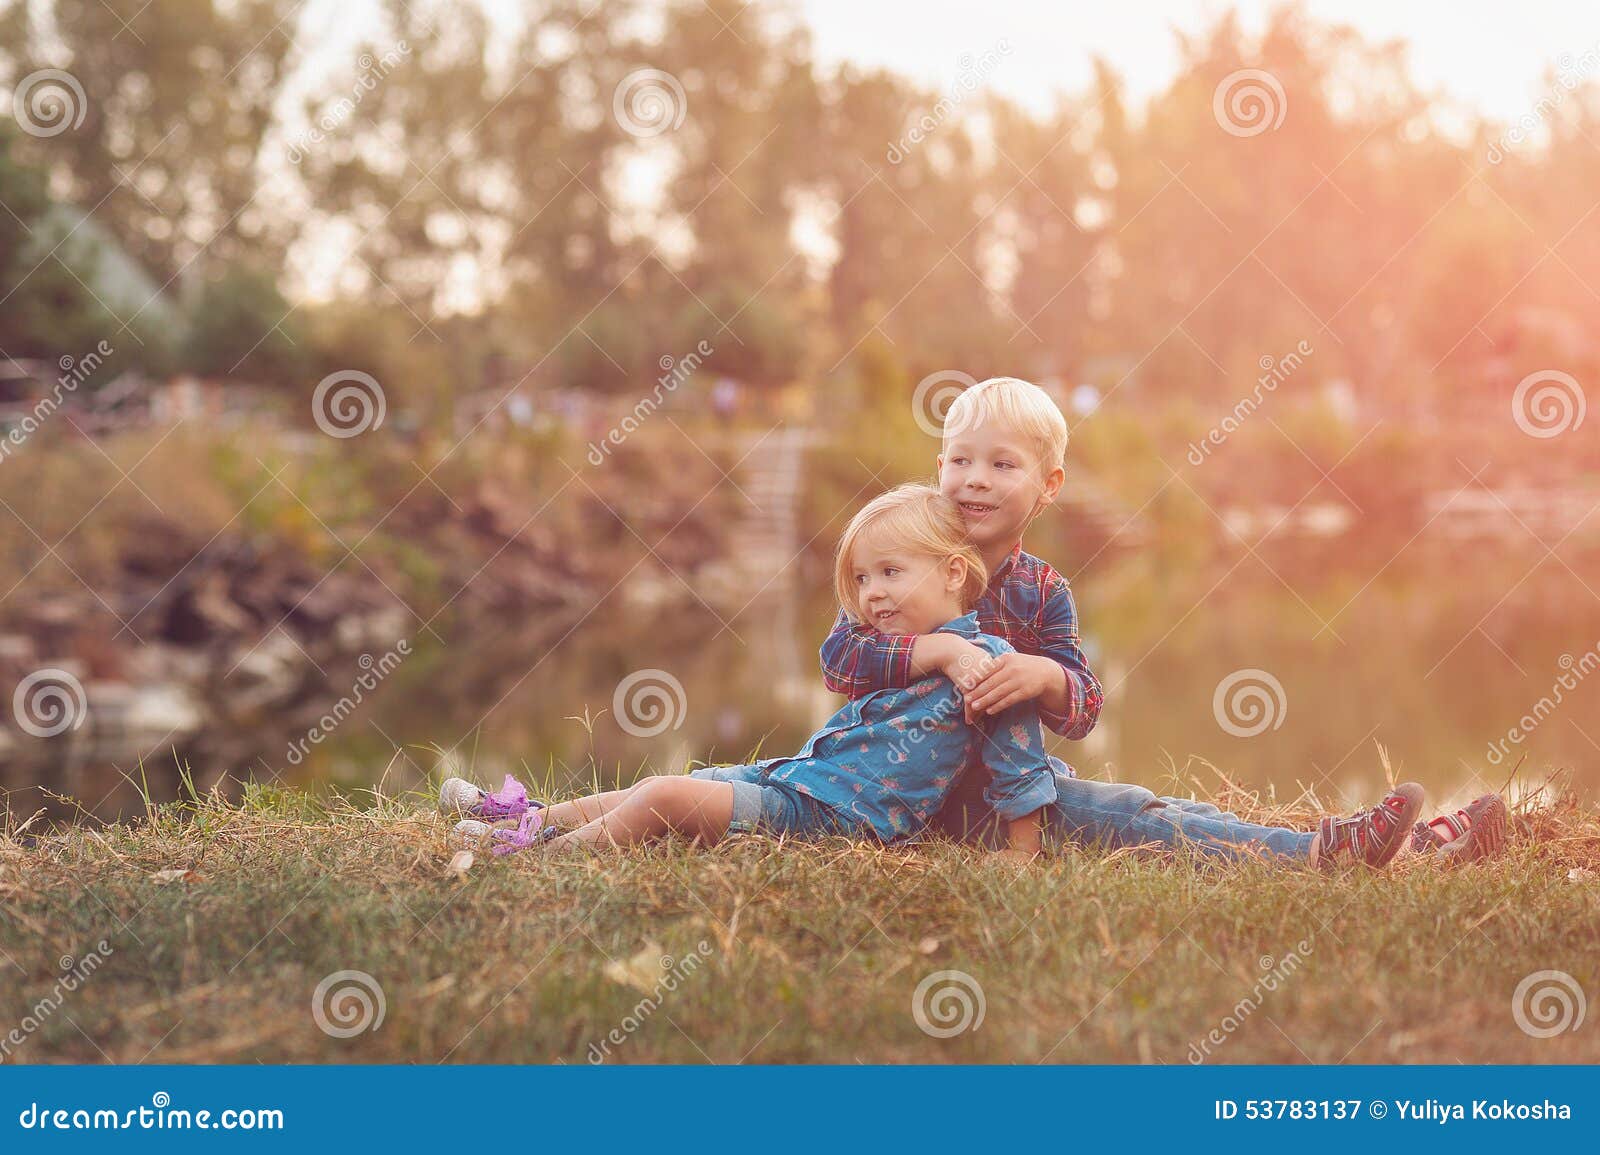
[
  {"left": 283, "top": 0, "right": 1600, "bottom": 301},
  {"left": 793, "top": 0, "right": 1600, "bottom": 122},
  {"left": 297, "top": 1, "right": 1600, "bottom": 123}
]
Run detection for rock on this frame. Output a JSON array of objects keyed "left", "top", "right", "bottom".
[
  {"left": 223, "top": 630, "right": 305, "bottom": 715},
  {"left": 163, "top": 569, "right": 254, "bottom": 645},
  {"left": 126, "top": 684, "right": 205, "bottom": 736},
  {"left": 125, "top": 642, "right": 212, "bottom": 685}
]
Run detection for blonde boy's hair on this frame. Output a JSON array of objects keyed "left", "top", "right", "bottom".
[
  {"left": 944, "top": 376, "right": 1069, "bottom": 474},
  {"left": 834, "top": 484, "right": 988, "bottom": 622}
]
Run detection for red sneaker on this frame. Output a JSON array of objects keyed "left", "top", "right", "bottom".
[
  {"left": 1316, "top": 782, "right": 1424, "bottom": 869},
  {"left": 1410, "top": 793, "right": 1507, "bottom": 865}
]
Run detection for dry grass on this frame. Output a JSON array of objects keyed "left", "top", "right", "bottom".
[{"left": 1, "top": 772, "right": 1597, "bottom": 1065}]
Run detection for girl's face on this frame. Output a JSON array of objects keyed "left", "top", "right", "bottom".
[
  {"left": 937, "top": 420, "right": 1064, "bottom": 556},
  {"left": 849, "top": 524, "right": 968, "bottom": 636}
]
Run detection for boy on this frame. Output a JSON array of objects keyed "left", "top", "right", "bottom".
[
  {"left": 447, "top": 486, "right": 1055, "bottom": 858},
  {"left": 821, "top": 376, "right": 1490, "bottom": 868}
]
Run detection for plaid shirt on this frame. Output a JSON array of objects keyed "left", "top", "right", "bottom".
[{"left": 820, "top": 544, "right": 1103, "bottom": 744}]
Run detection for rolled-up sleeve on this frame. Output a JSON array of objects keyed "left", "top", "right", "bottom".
[
  {"left": 977, "top": 700, "right": 1058, "bottom": 821},
  {"left": 1035, "top": 574, "right": 1104, "bottom": 739}
]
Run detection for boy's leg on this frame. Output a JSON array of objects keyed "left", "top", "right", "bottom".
[
  {"left": 1155, "top": 797, "right": 1226, "bottom": 817},
  {"left": 550, "top": 777, "right": 736, "bottom": 850},
  {"left": 931, "top": 761, "right": 1008, "bottom": 849},
  {"left": 1049, "top": 774, "right": 1315, "bottom": 865}
]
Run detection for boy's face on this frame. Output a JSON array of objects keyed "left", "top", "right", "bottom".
[
  {"left": 937, "top": 421, "right": 1064, "bottom": 555},
  {"left": 849, "top": 525, "right": 966, "bottom": 636}
]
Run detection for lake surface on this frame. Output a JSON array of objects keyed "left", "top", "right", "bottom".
[{"left": 6, "top": 530, "right": 1597, "bottom": 825}]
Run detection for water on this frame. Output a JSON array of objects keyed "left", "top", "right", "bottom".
[{"left": 6, "top": 540, "right": 1596, "bottom": 824}]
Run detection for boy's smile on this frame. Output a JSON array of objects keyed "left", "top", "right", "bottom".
[{"left": 938, "top": 420, "right": 1064, "bottom": 570}]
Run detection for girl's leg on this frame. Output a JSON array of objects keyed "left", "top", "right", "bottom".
[
  {"left": 550, "top": 777, "right": 736, "bottom": 850},
  {"left": 542, "top": 787, "right": 636, "bottom": 828},
  {"left": 544, "top": 764, "right": 759, "bottom": 827}
]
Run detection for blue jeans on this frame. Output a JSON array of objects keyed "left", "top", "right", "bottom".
[
  {"left": 694, "top": 761, "right": 1316, "bottom": 864},
  {"left": 935, "top": 760, "right": 1314, "bottom": 864}
]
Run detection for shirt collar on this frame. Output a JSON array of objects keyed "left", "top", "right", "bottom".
[
  {"left": 989, "top": 543, "right": 1024, "bottom": 586},
  {"left": 930, "top": 612, "right": 982, "bottom": 638}
]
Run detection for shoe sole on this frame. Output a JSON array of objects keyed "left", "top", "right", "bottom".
[{"left": 1438, "top": 794, "right": 1508, "bottom": 865}]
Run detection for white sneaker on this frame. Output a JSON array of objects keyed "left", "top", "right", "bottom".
[
  {"left": 439, "top": 777, "right": 486, "bottom": 815},
  {"left": 450, "top": 819, "right": 495, "bottom": 850}
]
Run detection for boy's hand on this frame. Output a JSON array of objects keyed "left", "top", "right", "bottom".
[
  {"left": 965, "top": 653, "right": 1064, "bottom": 719},
  {"left": 915, "top": 635, "right": 997, "bottom": 696}
]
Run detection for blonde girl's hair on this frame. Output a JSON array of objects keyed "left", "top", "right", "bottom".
[
  {"left": 943, "top": 376, "right": 1069, "bottom": 473},
  {"left": 833, "top": 484, "right": 988, "bottom": 623}
]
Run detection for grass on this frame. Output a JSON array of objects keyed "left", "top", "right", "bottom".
[{"left": 2, "top": 772, "right": 1598, "bottom": 1065}]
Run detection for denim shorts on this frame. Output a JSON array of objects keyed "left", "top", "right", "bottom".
[{"left": 689, "top": 763, "right": 859, "bottom": 839}]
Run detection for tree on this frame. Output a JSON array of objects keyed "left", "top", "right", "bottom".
[
  {"left": 2, "top": 0, "right": 301, "bottom": 287},
  {"left": 180, "top": 264, "right": 305, "bottom": 385}
]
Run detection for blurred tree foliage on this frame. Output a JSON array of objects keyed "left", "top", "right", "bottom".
[{"left": 1, "top": 0, "right": 1597, "bottom": 440}]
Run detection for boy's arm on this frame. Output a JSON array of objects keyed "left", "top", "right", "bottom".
[
  {"left": 1036, "top": 573, "right": 1103, "bottom": 738},
  {"left": 967, "top": 573, "right": 1103, "bottom": 739},
  {"left": 821, "top": 609, "right": 994, "bottom": 698}
]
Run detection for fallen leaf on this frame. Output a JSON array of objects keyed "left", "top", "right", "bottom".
[
  {"left": 603, "top": 942, "right": 668, "bottom": 993},
  {"left": 149, "top": 868, "right": 200, "bottom": 885},
  {"left": 446, "top": 850, "right": 475, "bottom": 880}
]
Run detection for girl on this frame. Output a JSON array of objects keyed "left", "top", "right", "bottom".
[{"left": 441, "top": 485, "right": 1057, "bottom": 858}]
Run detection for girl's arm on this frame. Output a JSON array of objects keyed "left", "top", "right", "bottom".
[{"left": 977, "top": 698, "right": 1058, "bottom": 853}]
